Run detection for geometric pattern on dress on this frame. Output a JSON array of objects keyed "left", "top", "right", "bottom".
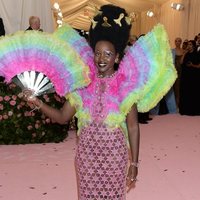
[{"left": 75, "top": 122, "right": 128, "bottom": 200}]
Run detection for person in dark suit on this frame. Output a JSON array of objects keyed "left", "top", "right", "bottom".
[
  {"left": 0, "top": 18, "right": 5, "bottom": 36},
  {"left": 26, "top": 16, "right": 43, "bottom": 31}
]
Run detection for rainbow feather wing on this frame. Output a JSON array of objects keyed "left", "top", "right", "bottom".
[
  {"left": 53, "top": 24, "right": 96, "bottom": 80},
  {"left": 0, "top": 30, "right": 90, "bottom": 96},
  {"left": 119, "top": 24, "right": 177, "bottom": 114}
]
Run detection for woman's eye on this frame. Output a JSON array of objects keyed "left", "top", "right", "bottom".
[
  {"left": 104, "top": 51, "right": 114, "bottom": 57},
  {"left": 95, "top": 51, "right": 114, "bottom": 58},
  {"left": 95, "top": 52, "right": 100, "bottom": 57},
  {"left": 105, "top": 52, "right": 111, "bottom": 57}
]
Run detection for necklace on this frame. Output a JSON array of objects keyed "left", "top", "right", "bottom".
[{"left": 97, "top": 72, "right": 116, "bottom": 78}]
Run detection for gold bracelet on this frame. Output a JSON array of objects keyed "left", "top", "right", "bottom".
[
  {"left": 30, "top": 100, "right": 43, "bottom": 112},
  {"left": 131, "top": 177, "right": 138, "bottom": 182},
  {"left": 131, "top": 161, "right": 139, "bottom": 168}
]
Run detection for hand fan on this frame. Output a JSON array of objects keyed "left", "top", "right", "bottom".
[
  {"left": 12, "top": 71, "right": 55, "bottom": 96},
  {"left": 0, "top": 30, "right": 91, "bottom": 97}
]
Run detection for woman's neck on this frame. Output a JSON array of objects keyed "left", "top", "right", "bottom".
[{"left": 97, "top": 71, "right": 116, "bottom": 78}]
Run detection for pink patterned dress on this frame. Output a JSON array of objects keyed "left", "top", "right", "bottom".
[{"left": 69, "top": 75, "right": 129, "bottom": 200}]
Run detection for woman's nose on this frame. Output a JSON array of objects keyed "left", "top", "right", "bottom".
[{"left": 99, "top": 53, "right": 106, "bottom": 61}]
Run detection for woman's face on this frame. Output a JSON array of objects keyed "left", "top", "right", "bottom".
[
  {"left": 94, "top": 41, "right": 118, "bottom": 77},
  {"left": 175, "top": 38, "right": 182, "bottom": 47},
  {"left": 187, "top": 42, "right": 194, "bottom": 52}
]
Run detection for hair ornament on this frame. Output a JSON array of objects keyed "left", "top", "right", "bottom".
[
  {"left": 114, "top": 13, "right": 124, "bottom": 27},
  {"left": 125, "top": 16, "right": 132, "bottom": 25},
  {"left": 102, "top": 17, "right": 111, "bottom": 27},
  {"left": 125, "top": 12, "right": 137, "bottom": 25},
  {"left": 91, "top": 19, "right": 98, "bottom": 29}
]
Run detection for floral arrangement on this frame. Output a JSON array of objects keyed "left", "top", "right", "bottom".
[{"left": 0, "top": 79, "right": 69, "bottom": 144}]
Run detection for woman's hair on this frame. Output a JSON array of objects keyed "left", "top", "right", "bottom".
[
  {"left": 89, "top": 4, "right": 132, "bottom": 60},
  {"left": 188, "top": 40, "right": 197, "bottom": 50}
]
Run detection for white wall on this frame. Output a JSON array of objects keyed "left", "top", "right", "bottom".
[{"left": 0, "top": 0, "right": 54, "bottom": 34}]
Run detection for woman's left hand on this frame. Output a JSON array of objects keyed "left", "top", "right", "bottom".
[
  {"left": 187, "top": 61, "right": 193, "bottom": 67},
  {"left": 126, "top": 164, "right": 138, "bottom": 192}
]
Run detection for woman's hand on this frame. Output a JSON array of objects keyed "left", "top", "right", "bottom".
[
  {"left": 23, "top": 89, "right": 43, "bottom": 110},
  {"left": 23, "top": 89, "right": 36, "bottom": 101},
  {"left": 126, "top": 164, "right": 138, "bottom": 192},
  {"left": 186, "top": 61, "right": 193, "bottom": 67}
]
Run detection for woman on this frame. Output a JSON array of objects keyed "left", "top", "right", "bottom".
[
  {"left": 172, "top": 37, "right": 184, "bottom": 107},
  {"left": 25, "top": 5, "right": 139, "bottom": 199},
  {"left": 22, "top": 4, "right": 176, "bottom": 200},
  {"left": 179, "top": 40, "right": 200, "bottom": 115}
]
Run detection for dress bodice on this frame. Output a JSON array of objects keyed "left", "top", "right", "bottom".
[
  {"left": 74, "top": 74, "right": 123, "bottom": 123},
  {"left": 67, "top": 74, "right": 129, "bottom": 141},
  {"left": 90, "top": 78, "right": 110, "bottom": 122}
]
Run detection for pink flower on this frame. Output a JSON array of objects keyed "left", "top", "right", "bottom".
[
  {"left": 0, "top": 96, "right": 3, "bottom": 102},
  {"left": 24, "top": 111, "right": 32, "bottom": 117},
  {"left": 32, "top": 133, "right": 36, "bottom": 138},
  {"left": 10, "top": 100, "right": 16, "bottom": 106},
  {"left": 17, "top": 113, "right": 22, "bottom": 118},
  {"left": 8, "top": 111, "right": 13, "bottom": 116},
  {"left": 12, "top": 95, "right": 17, "bottom": 100},
  {"left": 9, "top": 83, "right": 16, "bottom": 89},
  {"left": 0, "top": 104, "right": 3, "bottom": 110},
  {"left": 17, "top": 105, "right": 22, "bottom": 110},
  {"left": 27, "top": 125, "right": 33, "bottom": 130},
  {"left": 45, "top": 118, "right": 51, "bottom": 124},
  {"left": 3, "top": 114, "right": 8, "bottom": 120},
  {"left": 18, "top": 93, "right": 24, "bottom": 98},
  {"left": 42, "top": 131, "right": 46, "bottom": 136},
  {"left": 35, "top": 124, "right": 40, "bottom": 129},
  {"left": 4, "top": 96, "right": 11, "bottom": 101},
  {"left": 20, "top": 102, "right": 26, "bottom": 106}
]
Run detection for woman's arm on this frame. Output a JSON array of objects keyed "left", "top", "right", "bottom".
[
  {"left": 24, "top": 92, "right": 76, "bottom": 124},
  {"left": 188, "top": 62, "right": 200, "bottom": 68},
  {"left": 126, "top": 104, "right": 140, "bottom": 185},
  {"left": 126, "top": 104, "right": 140, "bottom": 166}
]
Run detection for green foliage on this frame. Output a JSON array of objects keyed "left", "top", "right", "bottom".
[{"left": 0, "top": 81, "right": 69, "bottom": 144}]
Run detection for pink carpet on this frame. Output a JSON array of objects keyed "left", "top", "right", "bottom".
[{"left": 0, "top": 114, "right": 200, "bottom": 200}]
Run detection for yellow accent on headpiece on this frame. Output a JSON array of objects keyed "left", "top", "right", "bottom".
[
  {"left": 114, "top": 13, "right": 124, "bottom": 27},
  {"left": 125, "top": 16, "right": 132, "bottom": 25},
  {"left": 91, "top": 19, "right": 98, "bottom": 29},
  {"left": 125, "top": 12, "right": 137, "bottom": 25},
  {"left": 102, "top": 17, "right": 111, "bottom": 27}
]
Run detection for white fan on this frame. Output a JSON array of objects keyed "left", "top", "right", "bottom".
[{"left": 12, "top": 71, "right": 55, "bottom": 96}]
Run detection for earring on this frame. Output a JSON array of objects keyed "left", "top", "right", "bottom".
[{"left": 115, "top": 58, "right": 119, "bottom": 63}]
